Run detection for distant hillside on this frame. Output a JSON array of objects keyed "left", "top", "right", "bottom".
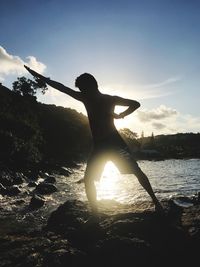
[
  {"left": 137, "top": 132, "right": 200, "bottom": 159},
  {"left": 0, "top": 84, "right": 91, "bottom": 170}
]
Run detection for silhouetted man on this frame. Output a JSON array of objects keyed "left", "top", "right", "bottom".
[{"left": 25, "top": 66, "right": 163, "bottom": 213}]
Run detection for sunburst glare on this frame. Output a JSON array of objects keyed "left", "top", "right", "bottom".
[{"left": 96, "top": 161, "right": 121, "bottom": 200}]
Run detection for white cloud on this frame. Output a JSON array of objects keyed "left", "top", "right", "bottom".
[
  {"left": 152, "top": 122, "right": 166, "bottom": 130},
  {"left": 127, "top": 104, "right": 200, "bottom": 135},
  {"left": 137, "top": 105, "right": 178, "bottom": 122},
  {"left": 0, "top": 46, "right": 46, "bottom": 80}
]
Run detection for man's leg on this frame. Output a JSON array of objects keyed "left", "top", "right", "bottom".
[
  {"left": 133, "top": 167, "right": 163, "bottom": 210},
  {"left": 84, "top": 153, "right": 106, "bottom": 213},
  {"left": 113, "top": 148, "right": 163, "bottom": 211}
]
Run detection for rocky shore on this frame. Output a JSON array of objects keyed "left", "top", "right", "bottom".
[{"left": 0, "top": 170, "right": 200, "bottom": 267}]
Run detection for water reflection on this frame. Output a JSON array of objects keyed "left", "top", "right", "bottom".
[
  {"left": 96, "top": 161, "right": 120, "bottom": 200},
  {"left": 95, "top": 161, "right": 142, "bottom": 203}
]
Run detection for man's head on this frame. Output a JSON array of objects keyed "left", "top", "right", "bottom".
[{"left": 75, "top": 73, "right": 98, "bottom": 93}]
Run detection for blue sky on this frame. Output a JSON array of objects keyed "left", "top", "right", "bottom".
[{"left": 1, "top": 0, "right": 200, "bottom": 135}]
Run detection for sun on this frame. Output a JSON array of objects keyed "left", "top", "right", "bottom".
[{"left": 96, "top": 161, "right": 120, "bottom": 200}]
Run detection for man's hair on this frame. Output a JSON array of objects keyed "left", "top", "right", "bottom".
[{"left": 75, "top": 73, "right": 98, "bottom": 89}]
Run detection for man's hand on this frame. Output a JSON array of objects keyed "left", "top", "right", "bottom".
[{"left": 24, "top": 65, "right": 44, "bottom": 79}]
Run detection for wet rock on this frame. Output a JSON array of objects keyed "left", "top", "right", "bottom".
[
  {"left": 76, "top": 178, "right": 84, "bottom": 184},
  {"left": 46, "top": 200, "right": 89, "bottom": 234},
  {"left": 25, "top": 170, "right": 40, "bottom": 181},
  {"left": 53, "top": 167, "right": 72, "bottom": 176},
  {"left": 29, "top": 194, "right": 45, "bottom": 209},
  {"left": 0, "top": 183, "right": 7, "bottom": 195},
  {"left": 95, "top": 236, "right": 151, "bottom": 266},
  {"left": 21, "top": 252, "right": 43, "bottom": 267},
  {"left": 35, "top": 182, "right": 57, "bottom": 195},
  {"left": 0, "top": 171, "right": 26, "bottom": 187},
  {"left": 44, "top": 176, "right": 56, "bottom": 184},
  {"left": 39, "top": 171, "right": 50, "bottom": 178},
  {"left": 14, "top": 172, "right": 26, "bottom": 184},
  {"left": 43, "top": 247, "right": 85, "bottom": 267},
  {"left": 7, "top": 185, "right": 21, "bottom": 196},
  {"left": 0, "top": 185, "right": 21, "bottom": 196},
  {"left": 0, "top": 171, "right": 14, "bottom": 186},
  {"left": 197, "top": 192, "right": 200, "bottom": 203},
  {"left": 28, "top": 181, "right": 38, "bottom": 187}
]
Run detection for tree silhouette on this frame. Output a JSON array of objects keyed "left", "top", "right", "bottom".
[{"left": 12, "top": 76, "right": 48, "bottom": 98}]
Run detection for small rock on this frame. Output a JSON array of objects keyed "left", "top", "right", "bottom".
[
  {"left": 28, "top": 181, "right": 38, "bottom": 187},
  {"left": 14, "top": 172, "right": 26, "bottom": 184},
  {"left": 0, "top": 183, "right": 7, "bottom": 195},
  {"left": 0, "top": 171, "right": 14, "bottom": 186},
  {"left": 29, "top": 194, "right": 45, "bottom": 209},
  {"left": 44, "top": 176, "right": 56, "bottom": 184},
  {"left": 0, "top": 185, "right": 21, "bottom": 196},
  {"left": 35, "top": 182, "right": 57, "bottom": 195},
  {"left": 6, "top": 185, "right": 21, "bottom": 196},
  {"left": 76, "top": 178, "right": 84, "bottom": 184},
  {"left": 197, "top": 192, "right": 200, "bottom": 203}
]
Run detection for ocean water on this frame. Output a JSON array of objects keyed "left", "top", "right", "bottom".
[{"left": 69, "top": 159, "right": 200, "bottom": 204}]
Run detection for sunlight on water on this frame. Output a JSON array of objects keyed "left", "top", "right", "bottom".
[
  {"left": 96, "top": 161, "right": 121, "bottom": 200},
  {"left": 95, "top": 161, "right": 141, "bottom": 203},
  {"left": 72, "top": 159, "right": 200, "bottom": 205}
]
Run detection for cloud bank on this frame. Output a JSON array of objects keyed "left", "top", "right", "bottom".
[
  {"left": 137, "top": 105, "right": 178, "bottom": 122},
  {"left": 0, "top": 46, "right": 46, "bottom": 81}
]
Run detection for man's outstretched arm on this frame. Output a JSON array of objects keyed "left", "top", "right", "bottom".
[
  {"left": 24, "top": 66, "right": 83, "bottom": 101},
  {"left": 113, "top": 96, "right": 140, "bottom": 119}
]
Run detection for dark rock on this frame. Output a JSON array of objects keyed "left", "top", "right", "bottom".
[
  {"left": 29, "top": 194, "right": 45, "bottom": 209},
  {"left": 7, "top": 185, "right": 21, "bottom": 196},
  {"left": 76, "top": 178, "right": 84, "bottom": 184},
  {"left": 43, "top": 247, "right": 85, "bottom": 267},
  {"left": 197, "top": 192, "right": 200, "bottom": 203},
  {"left": 95, "top": 236, "right": 151, "bottom": 266},
  {"left": 0, "top": 171, "right": 26, "bottom": 187},
  {"left": 0, "top": 185, "right": 21, "bottom": 196},
  {"left": 46, "top": 200, "right": 89, "bottom": 234},
  {"left": 14, "top": 172, "right": 26, "bottom": 184},
  {"left": 0, "top": 199, "right": 200, "bottom": 267},
  {"left": 53, "top": 167, "right": 72, "bottom": 176},
  {"left": 0, "top": 183, "right": 7, "bottom": 195},
  {"left": 35, "top": 182, "right": 57, "bottom": 195},
  {"left": 39, "top": 171, "right": 50, "bottom": 178},
  {"left": 0, "top": 171, "right": 14, "bottom": 186},
  {"left": 25, "top": 170, "right": 40, "bottom": 181},
  {"left": 28, "top": 181, "right": 38, "bottom": 187},
  {"left": 44, "top": 176, "right": 56, "bottom": 184},
  {"left": 21, "top": 252, "right": 42, "bottom": 267}
]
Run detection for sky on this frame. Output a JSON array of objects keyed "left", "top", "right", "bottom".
[{"left": 1, "top": 0, "right": 200, "bottom": 136}]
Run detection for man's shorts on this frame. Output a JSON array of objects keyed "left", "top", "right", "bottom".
[{"left": 85, "top": 136, "right": 141, "bottom": 181}]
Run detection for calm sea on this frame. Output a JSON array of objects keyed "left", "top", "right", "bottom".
[{"left": 69, "top": 159, "right": 200, "bottom": 204}]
